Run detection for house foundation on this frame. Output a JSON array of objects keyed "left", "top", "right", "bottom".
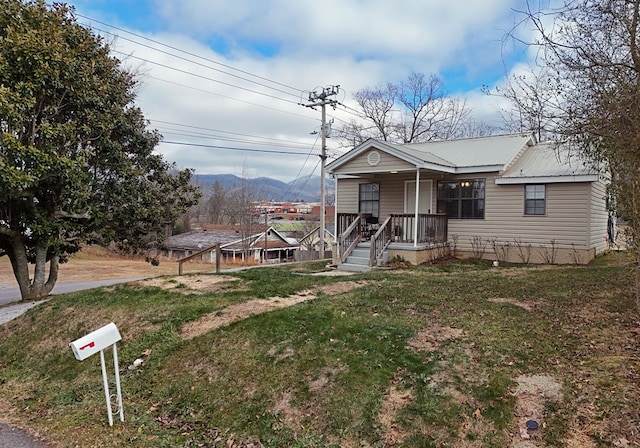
[{"left": 386, "top": 243, "right": 451, "bottom": 265}]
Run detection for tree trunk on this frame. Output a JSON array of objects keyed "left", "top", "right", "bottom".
[{"left": 8, "top": 237, "right": 58, "bottom": 301}]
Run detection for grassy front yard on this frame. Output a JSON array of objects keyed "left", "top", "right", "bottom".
[{"left": 0, "top": 253, "right": 637, "bottom": 447}]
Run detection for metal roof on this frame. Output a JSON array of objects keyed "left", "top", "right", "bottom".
[
  {"left": 496, "top": 142, "right": 600, "bottom": 184},
  {"left": 403, "top": 134, "right": 534, "bottom": 168},
  {"left": 327, "top": 133, "right": 535, "bottom": 174},
  {"left": 164, "top": 229, "right": 241, "bottom": 250}
]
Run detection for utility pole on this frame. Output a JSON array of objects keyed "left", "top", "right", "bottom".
[{"left": 303, "top": 85, "right": 339, "bottom": 260}]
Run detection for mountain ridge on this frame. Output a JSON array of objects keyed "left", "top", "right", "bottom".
[{"left": 193, "top": 174, "right": 335, "bottom": 202}]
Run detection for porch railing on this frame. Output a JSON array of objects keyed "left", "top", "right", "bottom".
[
  {"left": 337, "top": 213, "right": 448, "bottom": 248},
  {"left": 337, "top": 215, "right": 362, "bottom": 264},
  {"left": 387, "top": 213, "right": 448, "bottom": 244},
  {"left": 369, "top": 215, "right": 393, "bottom": 266},
  {"left": 335, "top": 213, "right": 448, "bottom": 268}
]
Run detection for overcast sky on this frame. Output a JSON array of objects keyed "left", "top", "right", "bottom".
[{"left": 66, "top": 0, "right": 546, "bottom": 183}]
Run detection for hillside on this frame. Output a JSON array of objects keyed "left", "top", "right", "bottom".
[
  {"left": 193, "top": 174, "right": 335, "bottom": 202},
  {"left": 0, "top": 254, "right": 636, "bottom": 447}
]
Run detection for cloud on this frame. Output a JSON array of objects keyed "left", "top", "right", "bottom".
[{"left": 72, "top": 0, "right": 538, "bottom": 181}]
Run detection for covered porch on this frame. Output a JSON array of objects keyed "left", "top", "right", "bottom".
[
  {"left": 333, "top": 212, "right": 449, "bottom": 269},
  {"left": 326, "top": 138, "right": 462, "bottom": 269}
]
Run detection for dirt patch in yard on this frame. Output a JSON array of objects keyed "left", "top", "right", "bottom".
[
  {"left": 408, "top": 324, "right": 465, "bottom": 353},
  {"left": 510, "top": 374, "right": 562, "bottom": 447},
  {"left": 179, "top": 281, "right": 371, "bottom": 340},
  {"left": 131, "top": 274, "right": 241, "bottom": 294},
  {"left": 376, "top": 368, "right": 415, "bottom": 447},
  {"left": 370, "top": 325, "right": 469, "bottom": 446},
  {"left": 0, "top": 246, "right": 213, "bottom": 288},
  {"left": 488, "top": 297, "right": 535, "bottom": 311}
]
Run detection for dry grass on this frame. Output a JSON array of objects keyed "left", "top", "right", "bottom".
[{"left": 0, "top": 253, "right": 637, "bottom": 447}]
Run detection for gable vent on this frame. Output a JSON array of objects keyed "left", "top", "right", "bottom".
[{"left": 367, "top": 150, "right": 381, "bottom": 166}]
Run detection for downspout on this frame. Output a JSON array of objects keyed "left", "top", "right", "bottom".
[{"left": 414, "top": 169, "right": 420, "bottom": 248}]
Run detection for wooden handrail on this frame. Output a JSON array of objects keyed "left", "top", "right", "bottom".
[
  {"left": 369, "top": 216, "right": 392, "bottom": 266},
  {"left": 338, "top": 216, "right": 362, "bottom": 264}
]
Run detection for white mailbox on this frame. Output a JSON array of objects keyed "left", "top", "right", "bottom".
[
  {"left": 69, "top": 322, "right": 124, "bottom": 426},
  {"left": 70, "top": 322, "right": 121, "bottom": 361}
]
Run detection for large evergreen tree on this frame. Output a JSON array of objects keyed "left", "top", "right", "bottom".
[{"left": 0, "top": 0, "right": 200, "bottom": 300}]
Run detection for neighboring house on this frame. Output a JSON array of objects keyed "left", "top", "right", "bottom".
[
  {"left": 162, "top": 228, "right": 241, "bottom": 259},
  {"left": 295, "top": 226, "right": 335, "bottom": 261},
  {"left": 217, "top": 227, "right": 298, "bottom": 264},
  {"left": 162, "top": 227, "right": 298, "bottom": 265},
  {"left": 326, "top": 133, "right": 609, "bottom": 267}
]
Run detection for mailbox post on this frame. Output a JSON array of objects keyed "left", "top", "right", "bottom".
[{"left": 70, "top": 322, "right": 124, "bottom": 426}]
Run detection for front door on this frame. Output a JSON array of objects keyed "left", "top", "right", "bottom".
[{"left": 405, "top": 180, "right": 432, "bottom": 214}]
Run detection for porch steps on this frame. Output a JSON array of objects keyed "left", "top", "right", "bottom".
[{"left": 337, "top": 242, "right": 384, "bottom": 272}]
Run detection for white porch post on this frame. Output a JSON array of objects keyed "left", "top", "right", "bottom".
[
  {"left": 334, "top": 177, "right": 339, "bottom": 261},
  {"left": 414, "top": 169, "right": 420, "bottom": 248}
]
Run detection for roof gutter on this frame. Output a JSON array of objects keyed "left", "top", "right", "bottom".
[{"left": 495, "top": 174, "right": 599, "bottom": 184}]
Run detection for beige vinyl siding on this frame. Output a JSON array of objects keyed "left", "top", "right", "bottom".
[
  {"left": 333, "top": 149, "right": 416, "bottom": 175},
  {"left": 450, "top": 175, "right": 593, "bottom": 253},
  {"left": 589, "top": 177, "right": 609, "bottom": 253},
  {"left": 336, "top": 173, "right": 434, "bottom": 216},
  {"left": 336, "top": 179, "right": 360, "bottom": 214},
  {"left": 380, "top": 174, "right": 418, "bottom": 215},
  {"left": 337, "top": 173, "right": 602, "bottom": 256}
]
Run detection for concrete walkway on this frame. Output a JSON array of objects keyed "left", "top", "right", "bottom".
[
  {"left": 0, "top": 422, "right": 50, "bottom": 447},
  {"left": 0, "top": 277, "right": 143, "bottom": 306},
  {"left": 0, "top": 300, "right": 48, "bottom": 325}
]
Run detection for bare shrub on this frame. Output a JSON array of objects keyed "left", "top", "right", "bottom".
[
  {"left": 491, "top": 239, "right": 510, "bottom": 263},
  {"left": 569, "top": 243, "right": 583, "bottom": 265},
  {"left": 470, "top": 236, "right": 488, "bottom": 260},
  {"left": 539, "top": 240, "right": 558, "bottom": 264},
  {"left": 513, "top": 238, "right": 532, "bottom": 264},
  {"left": 449, "top": 234, "right": 459, "bottom": 257}
]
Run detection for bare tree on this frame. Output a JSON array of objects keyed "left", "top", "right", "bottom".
[
  {"left": 338, "top": 72, "right": 474, "bottom": 146},
  {"left": 515, "top": 0, "right": 640, "bottom": 304},
  {"left": 206, "top": 180, "right": 227, "bottom": 224},
  {"left": 354, "top": 82, "right": 397, "bottom": 142},
  {"left": 227, "top": 169, "right": 263, "bottom": 262},
  {"left": 488, "top": 66, "right": 560, "bottom": 141},
  {"left": 451, "top": 118, "right": 500, "bottom": 139}
]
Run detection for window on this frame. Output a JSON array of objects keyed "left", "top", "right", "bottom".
[
  {"left": 359, "top": 183, "right": 379, "bottom": 217},
  {"left": 437, "top": 179, "right": 485, "bottom": 219},
  {"left": 525, "top": 184, "right": 545, "bottom": 215}
]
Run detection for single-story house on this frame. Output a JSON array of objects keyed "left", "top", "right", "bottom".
[
  {"left": 162, "top": 227, "right": 298, "bottom": 265},
  {"left": 222, "top": 227, "right": 298, "bottom": 264},
  {"left": 161, "top": 228, "right": 241, "bottom": 259},
  {"left": 326, "top": 133, "right": 610, "bottom": 268},
  {"left": 294, "top": 226, "right": 335, "bottom": 261}
]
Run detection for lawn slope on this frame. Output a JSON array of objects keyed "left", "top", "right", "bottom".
[{"left": 0, "top": 256, "right": 637, "bottom": 447}]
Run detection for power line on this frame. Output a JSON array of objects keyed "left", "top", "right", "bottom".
[
  {"left": 112, "top": 50, "right": 301, "bottom": 106},
  {"left": 150, "top": 119, "right": 316, "bottom": 147},
  {"left": 161, "top": 140, "right": 317, "bottom": 156},
  {"left": 78, "top": 14, "right": 366, "bottom": 138},
  {"left": 148, "top": 76, "right": 317, "bottom": 122},
  {"left": 278, "top": 132, "right": 320, "bottom": 201},
  {"left": 79, "top": 15, "right": 360, "bottom": 125},
  {"left": 89, "top": 24, "right": 301, "bottom": 100},
  {"left": 76, "top": 13, "right": 305, "bottom": 95},
  {"left": 159, "top": 129, "right": 315, "bottom": 150},
  {"left": 76, "top": 12, "right": 358, "bottom": 187}
]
